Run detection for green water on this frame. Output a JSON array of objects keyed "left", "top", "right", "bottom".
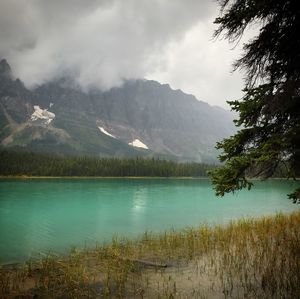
[{"left": 0, "top": 178, "right": 298, "bottom": 264}]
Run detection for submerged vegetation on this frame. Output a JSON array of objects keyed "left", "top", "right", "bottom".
[
  {"left": 1, "top": 211, "right": 299, "bottom": 298},
  {"left": 0, "top": 150, "right": 212, "bottom": 177}
]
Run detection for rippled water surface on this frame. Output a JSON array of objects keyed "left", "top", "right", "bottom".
[{"left": 0, "top": 178, "right": 298, "bottom": 264}]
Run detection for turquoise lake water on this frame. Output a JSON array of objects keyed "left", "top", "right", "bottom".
[{"left": 0, "top": 178, "right": 299, "bottom": 264}]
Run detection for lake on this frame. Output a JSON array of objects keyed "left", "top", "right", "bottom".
[{"left": 0, "top": 178, "right": 298, "bottom": 264}]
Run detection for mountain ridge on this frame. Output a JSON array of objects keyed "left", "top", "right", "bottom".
[{"left": 0, "top": 59, "right": 235, "bottom": 162}]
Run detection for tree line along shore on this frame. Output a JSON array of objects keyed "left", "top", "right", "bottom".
[{"left": 0, "top": 150, "right": 213, "bottom": 177}]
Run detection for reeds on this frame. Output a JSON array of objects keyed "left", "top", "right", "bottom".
[{"left": 1, "top": 211, "right": 299, "bottom": 298}]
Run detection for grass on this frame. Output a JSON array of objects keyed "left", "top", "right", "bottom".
[{"left": 1, "top": 211, "right": 299, "bottom": 298}]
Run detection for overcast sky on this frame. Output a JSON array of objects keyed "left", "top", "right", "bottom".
[{"left": 0, "top": 0, "right": 250, "bottom": 109}]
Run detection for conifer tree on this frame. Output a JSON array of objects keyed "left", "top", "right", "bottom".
[{"left": 210, "top": 0, "right": 300, "bottom": 202}]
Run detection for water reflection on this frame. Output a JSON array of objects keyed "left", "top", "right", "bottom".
[{"left": 132, "top": 188, "right": 148, "bottom": 211}]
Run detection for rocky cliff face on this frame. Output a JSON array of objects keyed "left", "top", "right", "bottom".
[{"left": 0, "top": 59, "right": 235, "bottom": 162}]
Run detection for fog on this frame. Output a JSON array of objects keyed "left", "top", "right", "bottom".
[{"left": 0, "top": 0, "right": 249, "bottom": 108}]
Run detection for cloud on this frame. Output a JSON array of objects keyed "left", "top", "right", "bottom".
[
  {"left": 0, "top": 0, "right": 250, "bottom": 107},
  {"left": 1, "top": 1, "right": 213, "bottom": 86},
  {"left": 146, "top": 17, "right": 246, "bottom": 108}
]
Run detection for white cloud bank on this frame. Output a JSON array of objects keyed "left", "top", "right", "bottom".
[{"left": 0, "top": 0, "right": 251, "bottom": 108}]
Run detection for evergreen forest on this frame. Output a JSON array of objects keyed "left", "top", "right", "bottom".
[{"left": 0, "top": 150, "right": 212, "bottom": 177}]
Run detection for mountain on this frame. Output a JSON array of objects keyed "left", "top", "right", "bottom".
[{"left": 0, "top": 59, "right": 235, "bottom": 162}]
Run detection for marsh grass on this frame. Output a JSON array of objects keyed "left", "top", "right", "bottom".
[{"left": 1, "top": 211, "right": 299, "bottom": 298}]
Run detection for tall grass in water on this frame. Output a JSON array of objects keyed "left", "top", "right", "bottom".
[{"left": 0, "top": 211, "right": 299, "bottom": 298}]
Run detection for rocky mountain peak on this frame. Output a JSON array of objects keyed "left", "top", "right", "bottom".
[
  {"left": 0, "top": 59, "right": 235, "bottom": 162},
  {"left": 0, "top": 59, "right": 12, "bottom": 78}
]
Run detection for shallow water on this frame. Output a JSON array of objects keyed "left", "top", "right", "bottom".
[{"left": 0, "top": 178, "right": 298, "bottom": 264}]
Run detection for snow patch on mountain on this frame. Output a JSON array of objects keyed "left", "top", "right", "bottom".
[
  {"left": 98, "top": 127, "right": 116, "bottom": 138},
  {"left": 31, "top": 105, "right": 55, "bottom": 125},
  {"left": 129, "top": 139, "right": 149, "bottom": 149}
]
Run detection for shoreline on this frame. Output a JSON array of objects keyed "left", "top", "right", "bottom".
[
  {"left": 0, "top": 175, "right": 297, "bottom": 180},
  {"left": 1, "top": 210, "right": 298, "bottom": 265},
  {"left": 1, "top": 211, "right": 299, "bottom": 298},
  {"left": 0, "top": 175, "right": 207, "bottom": 180},
  {"left": 2, "top": 209, "right": 299, "bottom": 268}
]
